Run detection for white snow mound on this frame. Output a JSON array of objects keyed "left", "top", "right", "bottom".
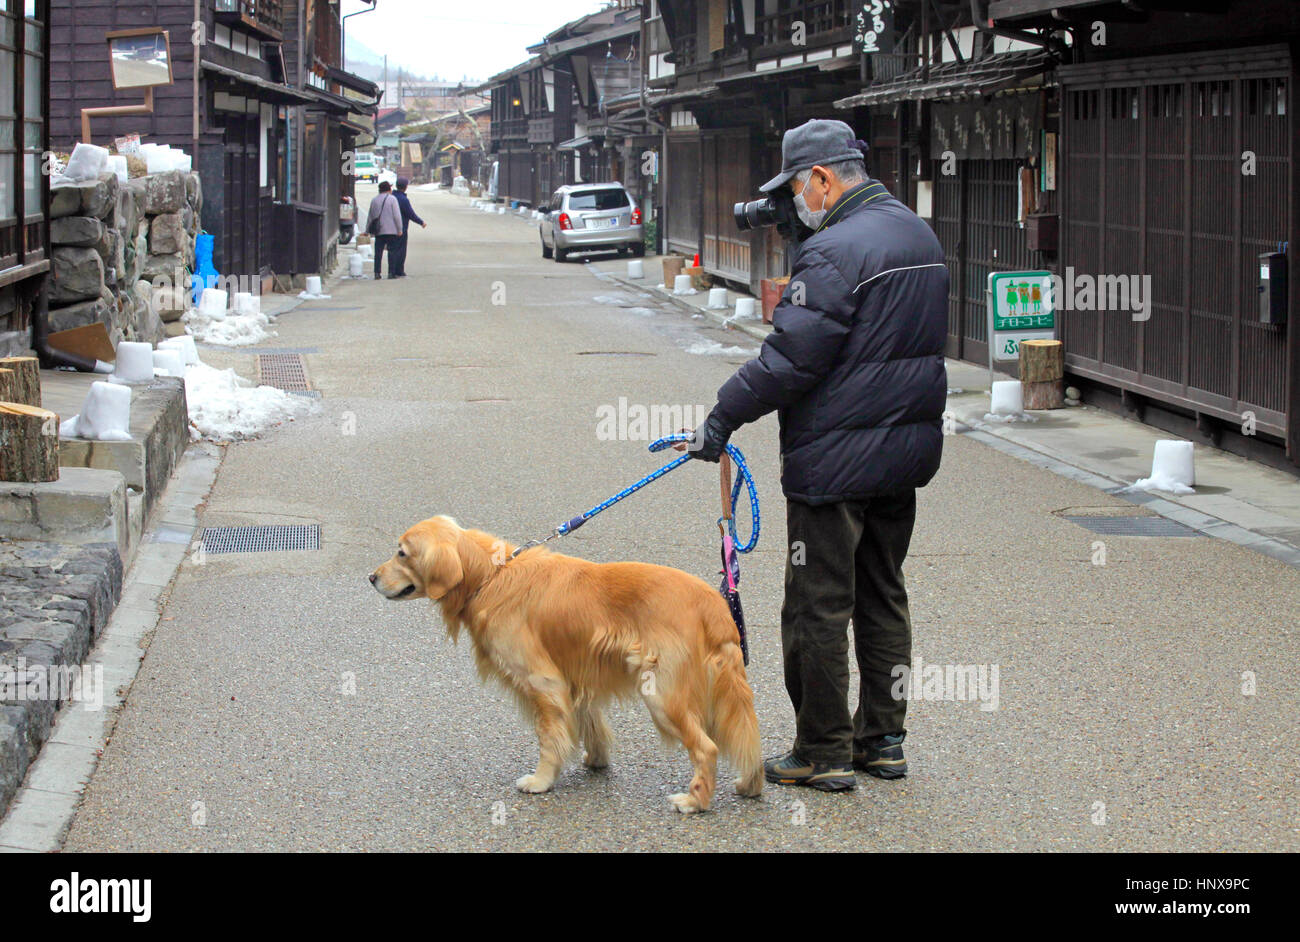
[
  {"left": 183, "top": 306, "right": 276, "bottom": 347},
  {"left": 184, "top": 363, "right": 313, "bottom": 441},
  {"left": 1125, "top": 473, "right": 1195, "bottom": 496}
]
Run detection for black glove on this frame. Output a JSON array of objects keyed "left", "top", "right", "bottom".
[{"left": 688, "top": 407, "right": 734, "bottom": 463}]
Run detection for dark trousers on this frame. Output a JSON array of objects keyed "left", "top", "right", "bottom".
[
  {"left": 391, "top": 229, "right": 409, "bottom": 276},
  {"left": 374, "top": 234, "right": 398, "bottom": 276},
  {"left": 781, "top": 492, "right": 916, "bottom": 764}
]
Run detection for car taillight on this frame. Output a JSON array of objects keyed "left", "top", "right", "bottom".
[
  {"left": 631, "top": 207, "right": 642, "bottom": 225},
  {"left": 558, "top": 212, "right": 573, "bottom": 231}
]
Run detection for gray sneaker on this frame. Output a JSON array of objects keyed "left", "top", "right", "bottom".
[
  {"left": 853, "top": 732, "right": 908, "bottom": 780},
  {"left": 763, "top": 751, "right": 856, "bottom": 791}
]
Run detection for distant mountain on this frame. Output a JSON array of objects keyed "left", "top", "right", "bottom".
[{"left": 345, "top": 34, "right": 436, "bottom": 83}]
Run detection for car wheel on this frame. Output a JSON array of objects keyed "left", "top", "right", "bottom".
[
  {"left": 631, "top": 242, "right": 646, "bottom": 257},
  {"left": 541, "top": 234, "right": 553, "bottom": 259},
  {"left": 554, "top": 246, "right": 568, "bottom": 263}
]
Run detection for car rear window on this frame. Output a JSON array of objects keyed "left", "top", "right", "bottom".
[{"left": 567, "top": 189, "right": 629, "bottom": 211}]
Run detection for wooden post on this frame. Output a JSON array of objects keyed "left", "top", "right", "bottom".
[
  {"left": 0, "top": 403, "right": 60, "bottom": 483},
  {"left": 663, "top": 255, "right": 685, "bottom": 289},
  {"left": 1019, "top": 339, "right": 1065, "bottom": 410},
  {"left": 0, "top": 356, "right": 40, "bottom": 407}
]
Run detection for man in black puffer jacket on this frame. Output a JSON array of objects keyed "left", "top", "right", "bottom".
[{"left": 690, "top": 119, "right": 948, "bottom": 792}]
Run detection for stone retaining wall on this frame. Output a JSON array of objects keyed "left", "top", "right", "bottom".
[{"left": 47, "top": 169, "right": 202, "bottom": 347}]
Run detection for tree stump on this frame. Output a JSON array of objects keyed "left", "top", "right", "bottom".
[
  {"left": 0, "top": 403, "right": 60, "bottom": 483},
  {"left": 1019, "top": 339, "right": 1065, "bottom": 410},
  {"left": 0, "top": 357, "right": 40, "bottom": 407},
  {"left": 662, "top": 255, "right": 685, "bottom": 289}
]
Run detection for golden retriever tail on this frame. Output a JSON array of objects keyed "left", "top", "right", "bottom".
[{"left": 705, "top": 608, "right": 764, "bottom": 798}]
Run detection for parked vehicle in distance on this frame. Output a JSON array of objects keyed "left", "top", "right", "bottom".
[
  {"left": 354, "top": 152, "right": 379, "bottom": 182},
  {"left": 339, "top": 195, "right": 356, "bottom": 243},
  {"left": 539, "top": 183, "right": 644, "bottom": 262}
]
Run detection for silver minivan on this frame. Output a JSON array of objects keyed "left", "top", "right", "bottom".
[{"left": 539, "top": 183, "right": 644, "bottom": 262}]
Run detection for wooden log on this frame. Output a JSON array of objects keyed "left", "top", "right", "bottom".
[
  {"left": 0, "top": 402, "right": 60, "bottom": 483},
  {"left": 0, "top": 369, "right": 14, "bottom": 405},
  {"left": 0, "top": 357, "right": 40, "bottom": 407},
  {"left": 1019, "top": 339, "right": 1065, "bottom": 410},
  {"left": 662, "top": 255, "right": 685, "bottom": 289}
]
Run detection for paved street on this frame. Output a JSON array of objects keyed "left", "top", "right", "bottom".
[{"left": 62, "top": 186, "right": 1300, "bottom": 852}]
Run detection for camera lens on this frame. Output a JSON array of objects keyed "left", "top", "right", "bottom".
[{"left": 734, "top": 198, "right": 777, "bottom": 231}]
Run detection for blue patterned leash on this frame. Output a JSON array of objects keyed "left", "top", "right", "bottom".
[{"left": 510, "top": 434, "right": 760, "bottom": 558}]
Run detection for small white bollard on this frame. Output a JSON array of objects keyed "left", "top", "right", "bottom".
[
  {"left": 305, "top": 275, "right": 323, "bottom": 295},
  {"left": 61, "top": 381, "right": 133, "bottom": 441},
  {"left": 198, "top": 288, "right": 228, "bottom": 320},
  {"left": 707, "top": 287, "right": 728, "bottom": 309},
  {"left": 734, "top": 297, "right": 757, "bottom": 319},
  {"left": 1151, "top": 440, "right": 1195, "bottom": 488},
  {"left": 152, "top": 349, "right": 185, "bottom": 378},
  {"left": 627, "top": 259, "right": 644, "bottom": 279},
  {"left": 233, "top": 291, "right": 260, "bottom": 315},
  {"left": 158, "top": 336, "right": 200, "bottom": 366},
  {"left": 497, "top": 206, "right": 506, "bottom": 215},
  {"left": 673, "top": 274, "right": 694, "bottom": 294},
  {"left": 110, "top": 341, "right": 156, "bottom": 383},
  {"left": 348, "top": 253, "right": 365, "bottom": 278},
  {"left": 990, "top": 380, "right": 1024, "bottom": 416}
]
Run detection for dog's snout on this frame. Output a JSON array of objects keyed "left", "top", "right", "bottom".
[{"left": 368, "top": 573, "right": 377, "bottom": 584}]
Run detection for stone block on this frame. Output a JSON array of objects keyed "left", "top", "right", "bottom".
[
  {"left": 49, "top": 247, "right": 104, "bottom": 305},
  {"left": 48, "top": 216, "right": 103, "bottom": 248}
]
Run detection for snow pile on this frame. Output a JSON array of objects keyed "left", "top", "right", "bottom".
[
  {"left": 183, "top": 305, "right": 276, "bottom": 346},
  {"left": 685, "top": 340, "right": 757, "bottom": 357},
  {"left": 297, "top": 289, "right": 332, "bottom": 300},
  {"left": 1125, "top": 473, "right": 1195, "bottom": 496},
  {"left": 981, "top": 411, "right": 1038, "bottom": 424},
  {"left": 184, "top": 362, "right": 312, "bottom": 441}
]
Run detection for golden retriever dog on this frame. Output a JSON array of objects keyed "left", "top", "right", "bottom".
[{"left": 370, "top": 515, "right": 763, "bottom": 813}]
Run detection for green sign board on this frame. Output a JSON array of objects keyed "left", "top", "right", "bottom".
[
  {"left": 987, "top": 270, "right": 1056, "bottom": 363},
  {"left": 990, "top": 271, "right": 1055, "bottom": 332}
]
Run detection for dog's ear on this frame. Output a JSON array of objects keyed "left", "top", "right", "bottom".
[{"left": 418, "top": 536, "right": 465, "bottom": 599}]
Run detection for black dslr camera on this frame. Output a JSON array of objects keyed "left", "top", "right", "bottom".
[{"left": 733, "top": 188, "right": 812, "bottom": 244}]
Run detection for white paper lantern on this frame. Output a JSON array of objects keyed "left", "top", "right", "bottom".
[
  {"left": 707, "top": 287, "right": 728, "bottom": 309},
  {"left": 627, "top": 260, "right": 644, "bottom": 279},
  {"left": 734, "top": 298, "right": 757, "bottom": 319},
  {"left": 305, "top": 275, "right": 323, "bottom": 295}
]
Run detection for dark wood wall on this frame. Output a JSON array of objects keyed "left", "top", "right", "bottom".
[{"left": 49, "top": 0, "right": 203, "bottom": 151}]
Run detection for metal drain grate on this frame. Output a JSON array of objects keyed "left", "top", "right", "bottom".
[
  {"left": 201, "top": 525, "right": 321, "bottom": 554},
  {"left": 257, "top": 353, "right": 312, "bottom": 392},
  {"left": 1063, "top": 516, "right": 1201, "bottom": 538}
]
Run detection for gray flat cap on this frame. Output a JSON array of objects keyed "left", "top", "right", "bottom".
[{"left": 760, "top": 119, "right": 866, "bottom": 193}]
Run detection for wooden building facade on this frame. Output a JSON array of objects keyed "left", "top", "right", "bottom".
[
  {"left": 47, "top": 0, "right": 376, "bottom": 282},
  {"left": 0, "top": 0, "right": 51, "bottom": 358}
]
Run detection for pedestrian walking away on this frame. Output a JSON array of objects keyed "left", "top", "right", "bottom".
[
  {"left": 366, "top": 180, "right": 404, "bottom": 278},
  {"left": 390, "top": 176, "right": 427, "bottom": 278},
  {"left": 688, "top": 118, "right": 950, "bottom": 792}
]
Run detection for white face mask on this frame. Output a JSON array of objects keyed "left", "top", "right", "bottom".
[{"left": 794, "top": 181, "right": 828, "bottom": 230}]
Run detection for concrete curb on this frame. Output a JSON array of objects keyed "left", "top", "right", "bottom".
[{"left": 0, "top": 442, "right": 221, "bottom": 852}]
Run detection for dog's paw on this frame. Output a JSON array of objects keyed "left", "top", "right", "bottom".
[
  {"left": 582, "top": 751, "right": 610, "bottom": 770},
  {"left": 515, "top": 774, "right": 554, "bottom": 794},
  {"left": 668, "top": 792, "right": 704, "bottom": 815}
]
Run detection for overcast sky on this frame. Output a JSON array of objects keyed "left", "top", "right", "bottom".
[{"left": 342, "top": 0, "right": 612, "bottom": 83}]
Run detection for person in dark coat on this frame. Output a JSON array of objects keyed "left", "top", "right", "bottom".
[
  {"left": 689, "top": 118, "right": 949, "bottom": 792},
  {"left": 390, "top": 177, "right": 426, "bottom": 278}
]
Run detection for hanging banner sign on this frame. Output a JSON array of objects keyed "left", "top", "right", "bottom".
[{"left": 854, "top": 1, "right": 895, "bottom": 55}]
